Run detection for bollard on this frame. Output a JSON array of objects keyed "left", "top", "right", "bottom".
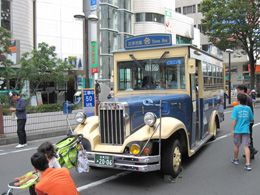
[{"left": 0, "top": 104, "right": 3, "bottom": 134}]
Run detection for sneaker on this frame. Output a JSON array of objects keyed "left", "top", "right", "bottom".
[
  {"left": 15, "top": 144, "right": 25, "bottom": 148},
  {"left": 23, "top": 143, "right": 27, "bottom": 146},
  {"left": 231, "top": 158, "right": 239, "bottom": 165},
  {"left": 244, "top": 165, "right": 252, "bottom": 171}
]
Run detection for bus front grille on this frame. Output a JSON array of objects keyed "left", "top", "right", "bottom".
[{"left": 99, "top": 103, "right": 125, "bottom": 145}]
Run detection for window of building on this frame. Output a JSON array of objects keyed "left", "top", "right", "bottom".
[
  {"left": 176, "top": 35, "right": 192, "bottom": 44},
  {"left": 124, "top": 12, "right": 132, "bottom": 33},
  {"left": 197, "top": 4, "right": 201, "bottom": 12},
  {"left": 100, "top": 5, "right": 119, "bottom": 30},
  {"left": 1, "top": 0, "right": 11, "bottom": 30},
  {"left": 243, "top": 64, "right": 249, "bottom": 71},
  {"left": 101, "top": 0, "right": 119, "bottom": 7},
  {"left": 198, "top": 24, "right": 201, "bottom": 32},
  {"left": 135, "top": 13, "right": 164, "bottom": 24},
  {"left": 183, "top": 5, "right": 196, "bottom": 15},
  {"left": 175, "top": 7, "right": 181, "bottom": 13}
]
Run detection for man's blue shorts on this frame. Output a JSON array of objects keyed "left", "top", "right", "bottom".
[{"left": 233, "top": 133, "right": 250, "bottom": 147}]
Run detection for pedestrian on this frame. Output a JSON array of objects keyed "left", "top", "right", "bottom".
[
  {"left": 236, "top": 85, "right": 258, "bottom": 159},
  {"left": 13, "top": 170, "right": 38, "bottom": 187},
  {"left": 28, "top": 141, "right": 62, "bottom": 195},
  {"left": 107, "top": 88, "right": 114, "bottom": 99},
  {"left": 231, "top": 93, "right": 254, "bottom": 171},
  {"left": 37, "top": 141, "right": 61, "bottom": 169},
  {"left": 249, "top": 89, "right": 257, "bottom": 110},
  {"left": 95, "top": 80, "right": 101, "bottom": 101},
  {"left": 31, "top": 152, "right": 79, "bottom": 195},
  {"left": 9, "top": 92, "right": 27, "bottom": 148}
]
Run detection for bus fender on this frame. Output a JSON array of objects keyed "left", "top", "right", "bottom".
[
  {"left": 124, "top": 117, "right": 192, "bottom": 156},
  {"left": 209, "top": 110, "right": 219, "bottom": 137}
]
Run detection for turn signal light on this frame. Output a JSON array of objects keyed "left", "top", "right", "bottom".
[{"left": 144, "top": 148, "right": 150, "bottom": 155}]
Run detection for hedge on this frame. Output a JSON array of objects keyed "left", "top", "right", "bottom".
[{"left": 2, "top": 103, "right": 78, "bottom": 115}]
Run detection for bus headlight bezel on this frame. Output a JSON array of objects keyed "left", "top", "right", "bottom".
[
  {"left": 144, "top": 112, "right": 157, "bottom": 127},
  {"left": 130, "top": 144, "right": 141, "bottom": 155},
  {"left": 75, "top": 112, "right": 87, "bottom": 124}
]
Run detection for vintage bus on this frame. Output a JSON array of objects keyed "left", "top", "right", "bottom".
[{"left": 74, "top": 34, "right": 225, "bottom": 178}]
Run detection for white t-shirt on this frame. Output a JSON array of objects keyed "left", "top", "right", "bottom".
[{"left": 48, "top": 157, "right": 61, "bottom": 168}]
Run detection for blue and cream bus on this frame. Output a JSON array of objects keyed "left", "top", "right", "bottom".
[{"left": 74, "top": 34, "right": 225, "bottom": 178}]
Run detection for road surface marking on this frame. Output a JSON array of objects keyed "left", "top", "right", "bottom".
[
  {"left": 253, "top": 122, "right": 260, "bottom": 127},
  {"left": 224, "top": 110, "right": 232, "bottom": 114},
  {"left": 0, "top": 147, "right": 37, "bottom": 156},
  {"left": 77, "top": 171, "right": 131, "bottom": 192}
]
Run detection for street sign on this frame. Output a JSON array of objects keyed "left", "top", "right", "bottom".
[
  {"left": 91, "top": 0, "right": 97, "bottom": 10},
  {"left": 82, "top": 88, "right": 96, "bottom": 116},
  {"left": 92, "top": 67, "right": 98, "bottom": 73},
  {"left": 91, "top": 42, "right": 98, "bottom": 68},
  {"left": 124, "top": 34, "right": 172, "bottom": 50}
]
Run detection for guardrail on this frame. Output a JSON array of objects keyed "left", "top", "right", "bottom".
[{"left": 0, "top": 105, "right": 80, "bottom": 136}]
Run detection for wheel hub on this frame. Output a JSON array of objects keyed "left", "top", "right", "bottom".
[{"left": 173, "top": 146, "right": 181, "bottom": 171}]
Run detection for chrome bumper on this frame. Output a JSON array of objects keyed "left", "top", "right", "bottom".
[{"left": 86, "top": 151, "right": 160, "bottom": 172}]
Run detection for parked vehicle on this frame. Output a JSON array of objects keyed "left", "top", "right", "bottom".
[{"left": 74, "top": 34, "right": 225, "bottom": 178}]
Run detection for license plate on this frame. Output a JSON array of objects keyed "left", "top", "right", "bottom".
[{"left": 95, "top": 154, "right": 114, "bottom": 167}]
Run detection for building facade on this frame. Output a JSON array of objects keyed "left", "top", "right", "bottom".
[
  {"left": 99, "top": 0, "right": 133, "bottom": 80},
  {"left": 35, "top": 0, "right": 84, "bottom": 103}
]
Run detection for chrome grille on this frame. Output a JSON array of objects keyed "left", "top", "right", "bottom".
[{"left": 99, "top": 103, "right": 125, "bottom": 145}]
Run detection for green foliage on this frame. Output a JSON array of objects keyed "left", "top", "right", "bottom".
[
  {"left": 200, "top": 0, "right": 260, "bottom": 89},
  {"left": 19, "top": 42, "right": 74, "bottom": 95},
  {"left": 0, "top": 27, "right": 16, "bottom": 101},
  {"left": 0, "top": 94, "right": 9, "bottom": 105},
  {"left": 3, "top": 103, "right": 79, "bottom": 115},
  {"left": 0, "top": 27, "right": 11, "bottom": 55}
]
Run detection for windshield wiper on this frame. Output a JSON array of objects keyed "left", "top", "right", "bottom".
[
  {"left": 151, "top": 51, "right": 169, "bottom": 71},
  {"left": 129, "top": 54, "right": 143, "bottom": 69}
]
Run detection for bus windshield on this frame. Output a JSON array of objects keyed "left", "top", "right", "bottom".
[{"left": 117, "top": 57, "right": 186, "bottom": 91}]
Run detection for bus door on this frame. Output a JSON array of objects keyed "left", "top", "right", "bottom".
[{"left": 190, "top": 60, "right": 200, "bottom": 148}]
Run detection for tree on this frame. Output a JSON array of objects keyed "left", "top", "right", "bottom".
[
  {"left": 0, "top": 27, "right": 15, "bottom": 99},
  {"left": 200, "top": 0, "right": 260, "bottom": 90},
  {"left": 20, "top": 42, "right": 74, "bottom": 98}
]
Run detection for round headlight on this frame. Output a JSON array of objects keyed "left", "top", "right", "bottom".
[
  {"left": 75, "top": 112, "right": 87, "bottom": 124},
  {"left": 144, "top": 112, "right": 157, "bottom": 126},
  {"left": 130, "top": 144, "right": 141, "bottom": 155}
]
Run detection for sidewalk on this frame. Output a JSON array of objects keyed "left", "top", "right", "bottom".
[{"left": 0, "top": 97, "right": 258, "bottom": 146}]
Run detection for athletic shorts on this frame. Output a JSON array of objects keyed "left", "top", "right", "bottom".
[{"left": 233, "top": 133, "right": 251, "bottom": 147}]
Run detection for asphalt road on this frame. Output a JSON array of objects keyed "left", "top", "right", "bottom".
[{"left": 1, "top": 105, "right": 260, "bottom": 195}]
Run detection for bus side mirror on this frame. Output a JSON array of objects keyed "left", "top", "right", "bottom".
[
  {"left": 110, "top": 70, "right": 114, "bottom": 82},
  {"left": 188, "top": 59, "right": 195, "bottom": 74}
]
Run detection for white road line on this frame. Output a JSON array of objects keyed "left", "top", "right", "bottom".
[
  {"left": 0, "top": 147, "right": 37, "bottom": 156},
  {"left": 206, "top": 133, "right": 231, "bottom": 145},
  {"left": 77, "top": 171, "right": 131, "bottom": 192},
  {"left": 224, "top": 110, "right": 233, "bottom": 114},
  {"left": 253, "top": 122, "right": 260, "bottom": 127},
  {"left": 206, "top": 122, "right": 260, "bottom": 145}
]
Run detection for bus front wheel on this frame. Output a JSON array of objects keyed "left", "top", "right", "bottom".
[{"left": 162, "top": 139, "right": 182, "bottom": 178}]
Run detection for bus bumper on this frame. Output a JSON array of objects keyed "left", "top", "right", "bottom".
[{"left": 87, "top": 151, "right": 160, "bottom": 172}]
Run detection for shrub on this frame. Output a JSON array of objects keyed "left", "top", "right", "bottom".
[{"left": 2, "top": 103, "right": 79, "bottom": 115}]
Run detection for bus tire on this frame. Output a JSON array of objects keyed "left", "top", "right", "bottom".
[{"left": 162, "top": 139, "right": 182, "bottom": 178}]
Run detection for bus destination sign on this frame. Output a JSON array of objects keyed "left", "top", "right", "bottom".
[{"left": 124, "top": 34, "right": 172, "bottom": 50}]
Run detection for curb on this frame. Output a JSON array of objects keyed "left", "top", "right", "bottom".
[{"left": 0, "top": 129, "right": 68, "bottom": 146}]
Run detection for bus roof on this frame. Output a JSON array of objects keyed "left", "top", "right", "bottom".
[{"left": 112, "top": 44, "right": 223, "bottom": 62}]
